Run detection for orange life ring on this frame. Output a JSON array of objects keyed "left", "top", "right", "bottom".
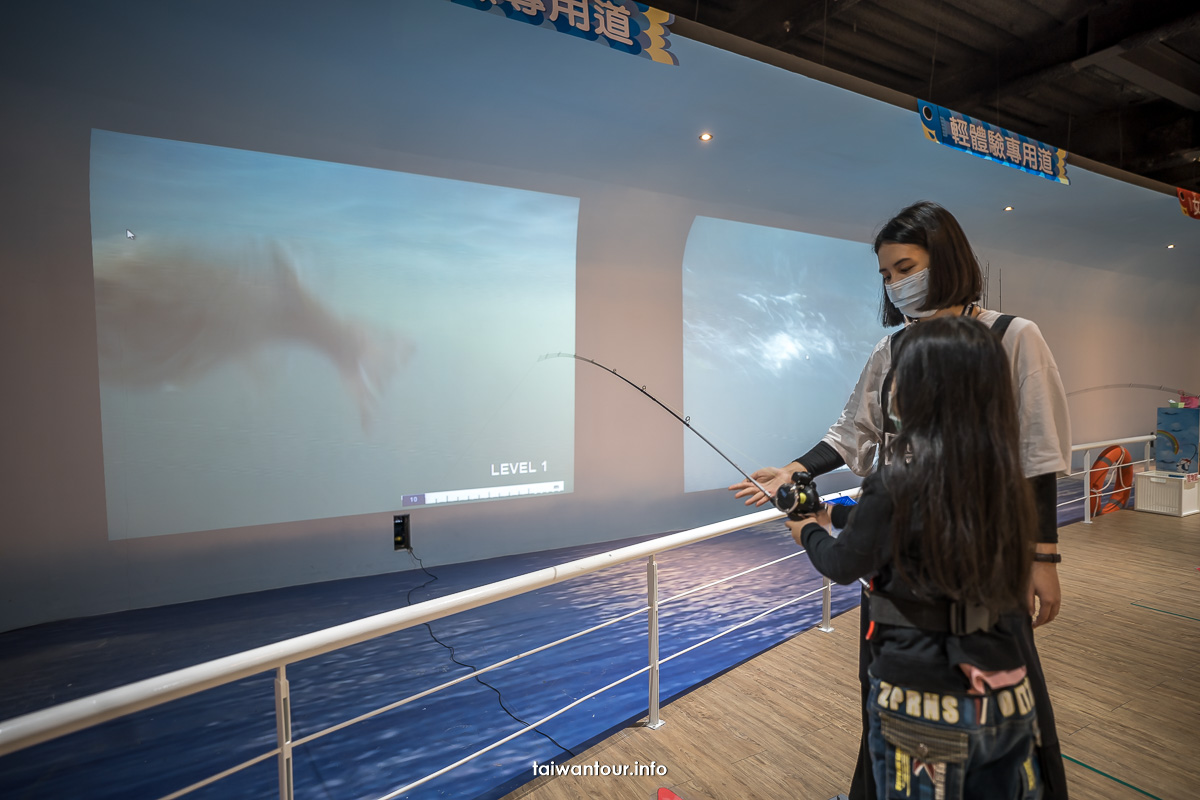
[{"left": 1090, "top": 445, "right": 1132, "bottom": 516}]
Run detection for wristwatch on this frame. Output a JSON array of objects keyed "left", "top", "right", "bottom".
[{"left": 1033, "top": 553, "right": 1062, "bottom": 563}]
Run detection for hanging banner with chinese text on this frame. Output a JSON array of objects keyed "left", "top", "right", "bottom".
[
  {"left": 448, "top": 0, "right": 677, "bottom": 65},
  {"left": 919, "top": 100, "right": 1068, "bottom": 185},
  {"left": 1178, "top": 187, "right": 1200, "bottom": 220}
]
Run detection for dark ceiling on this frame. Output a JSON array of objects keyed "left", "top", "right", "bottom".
[{"left": 656, "top": 0, "right": 1200, "bottom": 193}]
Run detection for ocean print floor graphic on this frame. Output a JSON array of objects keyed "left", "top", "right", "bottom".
[
  {"left": 0, "top": 483, "right": 1099, "bottom": 800},
  {"left": 0, "top": 520, "right": 859, "bottom": 800}
]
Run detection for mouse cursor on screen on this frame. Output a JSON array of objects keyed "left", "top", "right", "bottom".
[{"left": 126, "top": 229, "right": 136, "bottom": 239}]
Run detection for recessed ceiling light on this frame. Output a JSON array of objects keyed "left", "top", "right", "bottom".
[
  {"left": 1167, "top": 244, "right": 1175, "bottom": 249},
  {"left": 1004, "top": 206, "right": 1013, "bottom": 212},
  {"left": 699, "top": 132, "right": 713, "bottom": 142}
]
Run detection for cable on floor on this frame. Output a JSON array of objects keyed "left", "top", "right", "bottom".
[{"left": 407, "top": 548, "right": 578, "bottom": 759}]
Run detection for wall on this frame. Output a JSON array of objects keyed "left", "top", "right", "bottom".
[{"left": 1, "top": 0, "right": 1197, "bottom": 631}]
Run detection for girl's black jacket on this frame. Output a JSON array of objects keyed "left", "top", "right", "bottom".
[{"left": 799, "top": 470, "right": 1026, "bottom": 692}]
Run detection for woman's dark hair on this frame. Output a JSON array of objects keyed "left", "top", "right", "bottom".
[
  {"left": 884, "top": 315, "right": 1035, "bottom": 611},
  {"left": 874, "top": 202, "right": 984, "bottom": 327}
]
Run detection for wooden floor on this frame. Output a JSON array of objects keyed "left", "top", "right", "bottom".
[{"left": 503, "top": 509, "right": 1200, "bottom": 800}]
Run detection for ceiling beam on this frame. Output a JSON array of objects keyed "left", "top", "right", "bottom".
[
  {"left": 1139, "top": 161, "right": 1200, "bottom": 191},
  {"left": 1080, "top": 43, "right": 1200, "bottom": 111},
  {"left": 789, "top": 17, "right": 947, "bottom": 77},
  {"left": 1037, "top": 102, "right": 1197, "bottom": 170},
  {"left": 936, "top": 3, "right": 1200, "bottom": 110},
  {"left": 780, "top": 34, "right": 928, "bottom": 90},
  {"left": 829, "top": 3, "right": 990, "bottom": 68},
  {"left": 726, "top": 0, "right": 871, "bottom": 49}
]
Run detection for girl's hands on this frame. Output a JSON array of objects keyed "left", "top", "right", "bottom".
[{"left": 784, "top": 504, "right": 833, "bottom": 546}]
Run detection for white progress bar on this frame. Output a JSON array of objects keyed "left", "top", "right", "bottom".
[{"left": 404, "top": 480, "right": 565, "bottom": 506}]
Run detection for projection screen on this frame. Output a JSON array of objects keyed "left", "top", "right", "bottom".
[{"left": 91, "top": 130, "right": 576, "bottom": 539}]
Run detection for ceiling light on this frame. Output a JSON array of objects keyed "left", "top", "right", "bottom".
[
  {"left": 1004, "top": 206, "right": 1013, "bottom": 211},
  {"left": 1167, "top": 244, "right": 1175, "bottom": 249},
  {"left": 699, "top": 132, "right": 713, "bottom": 142}
]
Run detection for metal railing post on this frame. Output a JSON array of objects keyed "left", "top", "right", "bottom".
[
  {"left": 275, "top": 666, "right": 294, "bottom": 800},
  {"left": 1082, "top": 448, "right": 1092, "bottom": 524},
  {"left": 819, "top": 578, "right": 834, "bottom": 632},
  {"left": 645, "top": 555, "right": 664, "bottom": 729}
]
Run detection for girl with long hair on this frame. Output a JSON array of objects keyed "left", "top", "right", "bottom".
[{"left": 791, "top": 315, "right": 1041, "bottom": 799}]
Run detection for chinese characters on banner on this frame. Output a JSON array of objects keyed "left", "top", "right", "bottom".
[
  {"left": 449, "top": 0, "right": 677, "bottom": 65},
  {"left": 918, "top": 100, "right": 1069, "bottom": 185},
  {"left": 1178, "top": 188, "right": 1200, "bottom": 220}
]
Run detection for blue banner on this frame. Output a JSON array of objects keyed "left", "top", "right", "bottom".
[
  {"left": 919, "top": 100, "right": 1068, "bottom": 185},
  {"left": 449, "top": 0, "right": 677, "bottom": 65}
]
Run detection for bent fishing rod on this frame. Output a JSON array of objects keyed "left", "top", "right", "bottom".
[
  {"left": 538, "top": 352, "right": 820, "bottom": 518},
  {"left": 1067, "top": 382, "right": 1197, "bottom": 398}
]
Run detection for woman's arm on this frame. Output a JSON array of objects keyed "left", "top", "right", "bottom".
[
  {"left": 1028, "top": 472, "right": 1061, "bottom": 626},
  {"left": 1008, "top": 318, "right": 1070, "bottom": 626}
]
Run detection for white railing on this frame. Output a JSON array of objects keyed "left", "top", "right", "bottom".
[
  {"left": 2, "top": 435, "right": 1157, "bottom": 798},
  {"left": 0, "top": 488, "right": 858, "bottom": 800},
  {"left": 1061, "top": 434, "right": 1156, "bottom": 524}
]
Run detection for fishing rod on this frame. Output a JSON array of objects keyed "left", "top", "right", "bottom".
[
  {"left": 538, "top": 352, "right": 821, "bottom": 519},
  {"left": 1067, "top": 383, "right": 1197, "bottom": 398}
]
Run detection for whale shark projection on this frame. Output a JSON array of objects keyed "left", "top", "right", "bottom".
[{"left": 94, "top": 238, "right": 412, "bottom": 429}]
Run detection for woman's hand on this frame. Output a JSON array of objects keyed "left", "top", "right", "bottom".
[
  {"left": 784, "top": 504, "right": 833, "bottom": 546},
  {"left": 1028, "top": 545, "right": 1062, "bottom": 627},
  {"left": 728, "top": 463, "right": 803, "bottom": 507}
]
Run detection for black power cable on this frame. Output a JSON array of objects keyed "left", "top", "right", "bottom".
[{"left": 406, "top": 548, "right": 577, "bottom": 758}]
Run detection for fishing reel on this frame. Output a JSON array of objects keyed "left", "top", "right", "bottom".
[{"left": 774, "top": 471, "right": 822, "bottom": 520}]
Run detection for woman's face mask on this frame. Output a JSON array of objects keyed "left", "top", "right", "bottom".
[
  {"left": 877, "top": 242, "right": 935, "bottom": 319},
  {"left": 885, "top": 269, "right": 935, "bottom": 319}
]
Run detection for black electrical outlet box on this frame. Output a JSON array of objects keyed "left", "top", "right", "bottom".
[{"left": 393, "top": 513, "right": 410, "bottom": 551}]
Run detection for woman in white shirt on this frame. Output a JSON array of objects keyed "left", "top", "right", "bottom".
[{"left": 730, "top": 201, "right": 1070, "bottom": 800}]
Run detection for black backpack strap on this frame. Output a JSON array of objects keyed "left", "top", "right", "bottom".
[
  {"left": 989, "top": 313, "right": 1016, "bottom": 340},
  {"left": 869, "top": 590, "right": 999, "bottom": 636}
]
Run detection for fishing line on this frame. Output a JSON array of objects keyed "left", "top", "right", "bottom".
[
  {"left": 697, "top": 425, "right": 775, "bottom": 488},
  {"left": 539, "top": 352, "right": 773, "bottom": 499},
  {"left": 406, "top": 546, "right": 578, "bottom": 758},
  {"left": 540, "top": 353, "right": 823, "bottom": 517}
]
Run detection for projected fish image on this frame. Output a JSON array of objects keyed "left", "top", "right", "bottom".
[
  {"left": 682, "top": 217, "right": 890, "bottom": 492},
  {"left": 95, "top": 238, "right": 410, "bottom": 429},
  {"left": 90, "top": 130, "right": 577, "bottom": 539}
]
